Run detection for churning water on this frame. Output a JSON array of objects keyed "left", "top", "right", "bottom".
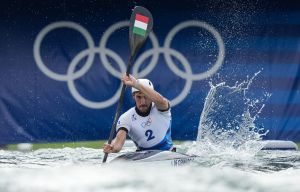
[
  {"left": 1, "top": 74, "right": 300, "bottom": 192},
  {"left": 0, "top": 147, "right": 299, "bottom": 192}
]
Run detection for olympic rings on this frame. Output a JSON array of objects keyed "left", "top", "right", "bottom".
[{"left": 33, "top": 20, "right": 225, "bottom": 109}]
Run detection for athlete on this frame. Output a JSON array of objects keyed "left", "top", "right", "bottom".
[{"left": 103, "top": 74, "right": 173, "bottom": 153}]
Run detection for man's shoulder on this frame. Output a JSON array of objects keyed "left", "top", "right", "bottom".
[
  {"left": 152, "top": 103, "right": 171, "bottom": 117},
  {"left": 120, "top": 107, "right": 136, "bottom": 118}
]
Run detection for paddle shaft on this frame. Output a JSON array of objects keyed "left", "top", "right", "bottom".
[
  {"left": 102, "top": 6, "right": 153, "bottom": 163},
  {"left": 102, "top": 55, "right": 134, "bottom": 163}
]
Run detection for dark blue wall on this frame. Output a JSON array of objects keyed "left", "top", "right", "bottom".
[{"left": 1, "top": 0, "right": 300, "bottom": 144}]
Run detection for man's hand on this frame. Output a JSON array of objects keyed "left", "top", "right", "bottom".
[
  {"left": 121, "top": 74, "right": 138, "bottom": 88},
  {"left": 103, "top": 130, "right": 127, "bottom": 154},
  {"left": 103, "top": 143, "right": 115, "bottom": 153}
]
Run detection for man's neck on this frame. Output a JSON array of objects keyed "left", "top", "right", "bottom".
[{"left": 135, "top": 104, "right": 152, "bottom": 117}]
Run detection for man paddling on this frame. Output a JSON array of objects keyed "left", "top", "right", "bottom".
[{"left": 103, "top": 74, "right": 173, "bottom": 153}]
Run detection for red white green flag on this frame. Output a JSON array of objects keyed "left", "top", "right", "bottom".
[{"left": 133, "top": 13, "right": 149, "bottom": 37}]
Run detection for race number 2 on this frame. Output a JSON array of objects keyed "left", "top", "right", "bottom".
[{"left": 145, "top": 130, "right": 155, "bottom": 141}]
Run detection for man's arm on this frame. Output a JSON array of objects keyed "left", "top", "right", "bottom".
[
  {"left": 122, "top": 74, "right": 169, "bottom": 111},
  {"left": 103, "top": 129, "right": 127, "bottom": 153}
]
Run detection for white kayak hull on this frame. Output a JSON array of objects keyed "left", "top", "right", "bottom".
[{"left": 110, "top": 150, "right": 196, "bottom": 166}]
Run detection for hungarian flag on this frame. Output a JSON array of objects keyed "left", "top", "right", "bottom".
[{"left": 133, "top": 13, "right": 149, "bottom": 37}]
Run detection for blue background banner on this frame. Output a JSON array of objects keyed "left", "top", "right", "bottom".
[{"left": 1, "top": 0, "right": 300, "bottom": 144}]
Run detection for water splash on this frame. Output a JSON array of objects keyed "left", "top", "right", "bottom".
[{"left": 191, "top": 72, "right": 271, "bottom": 156}]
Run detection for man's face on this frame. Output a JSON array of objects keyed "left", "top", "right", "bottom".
[{"left": 133, "top": 92, "right": 152, "bottom": 113}]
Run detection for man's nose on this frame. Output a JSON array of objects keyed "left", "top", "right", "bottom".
[{"left": 141, "top": 98, "right": 146, "bottom": 104}]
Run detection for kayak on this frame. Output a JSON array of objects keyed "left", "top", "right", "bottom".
[{"left": 110, "top": 150, "right": 196, "bottom": 166}]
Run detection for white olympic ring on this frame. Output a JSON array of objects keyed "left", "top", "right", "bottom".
[
  {"left": 164, "top": 21, "right": 225, "bottom": 80},
  {"left": 33, "top": 20, "right": 225, "bottom": 109},
  {"left": 33, "top": 21, "right": 95, "bottom": 81}
]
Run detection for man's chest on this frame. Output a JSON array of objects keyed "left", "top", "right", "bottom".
[{"left": 129, "top": 113, "right": 169, "bottom": 140}]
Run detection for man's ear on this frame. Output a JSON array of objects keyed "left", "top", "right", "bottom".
[{"left": 132, "top": 92, "right": 135, "bottom": 99}]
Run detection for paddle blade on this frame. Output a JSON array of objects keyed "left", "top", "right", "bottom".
[{"left": 129, "top": 6, "right": 153, "bottom": 57}]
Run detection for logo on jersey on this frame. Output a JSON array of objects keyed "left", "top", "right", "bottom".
[
  {"left": 131, "top": 114, "right": 137, "bottom": 121},
  {"left": 141, "top": 117, "right": 152, "bottom": 128}
]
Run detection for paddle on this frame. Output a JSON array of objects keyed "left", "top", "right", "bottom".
[{"left": 102, "top": 6, "right": 153, "bottom": 163}]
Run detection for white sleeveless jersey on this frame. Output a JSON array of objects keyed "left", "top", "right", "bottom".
[{"left": 116, "top": 103, "right": 172, "bottom": 150}]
